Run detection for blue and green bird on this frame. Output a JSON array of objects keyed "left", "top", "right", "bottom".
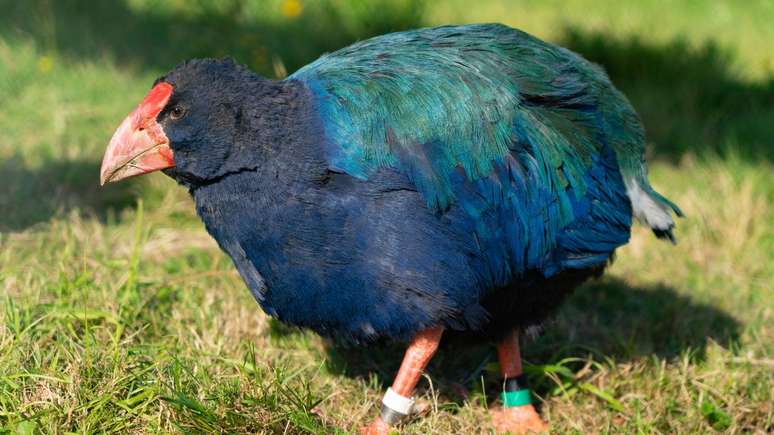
[{"left": 101, "top": 23, "right": 682, "bottom": 432}]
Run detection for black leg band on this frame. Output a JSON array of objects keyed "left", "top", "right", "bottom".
[
  {"left": 503, "top": 374, "right": 529, "bottom": 392},
  {"left": 380, "top": 403, "right": 409, "bottom": 425}
]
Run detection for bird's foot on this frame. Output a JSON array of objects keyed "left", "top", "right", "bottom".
[
  {"left": 490, "top": 404, "right": 549, "bottom": 434},
  {"left": 360, "top": 417, "right": 392, "bottom": 435}
]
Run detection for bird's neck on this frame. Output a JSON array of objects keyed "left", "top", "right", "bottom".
[
  {"left": 242, "top": 79, "right": 316, "bottom": 154},
  {"left": 186, "top": 78, "right": 330, "bottom": 237},
  {"left": 224, "top": 78, "right": 322, "bottom": 172}
]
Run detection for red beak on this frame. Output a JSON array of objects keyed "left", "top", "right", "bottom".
[{"left": 100, "top": 82, "right": 176, "bottom": 185}]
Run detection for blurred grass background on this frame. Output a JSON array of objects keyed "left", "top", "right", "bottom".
[{"left": 0, "top": 0, "right": 772, "bottom": 433}]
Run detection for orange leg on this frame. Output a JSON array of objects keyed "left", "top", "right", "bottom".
[
  {"left": 361, "top": 327, "right": 443, "bottom": 435},
  {"left": 490, "top": 329, "right": 549, "bottom": 434}
]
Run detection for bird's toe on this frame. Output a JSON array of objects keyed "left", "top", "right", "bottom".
[
  {"left": 360, "top": 417, "right": 392, "bottom": 435},
  {"left": 490, "top": 404, "right": 549, "bottom": 434}
]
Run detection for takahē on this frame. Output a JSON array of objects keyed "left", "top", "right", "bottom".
[{"left": 100, "top": 23, "right": 682, "bottom": 434}]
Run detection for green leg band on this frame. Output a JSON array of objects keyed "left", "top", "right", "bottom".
[{"left": 501, "top": 389, "right": 532, "bottom": 407}]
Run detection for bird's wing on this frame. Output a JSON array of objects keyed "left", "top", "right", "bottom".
[{"left": 290, "top": 24, "right": 649, "bottom": 275}]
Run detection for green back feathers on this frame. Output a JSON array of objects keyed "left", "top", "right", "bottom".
[{"left": 291, "top": 24, "right": 679, "bottom": 236}]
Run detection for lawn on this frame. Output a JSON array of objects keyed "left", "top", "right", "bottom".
[{"left": 1, "top": 0, "right": 772, "bottom": 433}]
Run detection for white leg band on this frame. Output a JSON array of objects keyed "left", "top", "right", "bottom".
[{"left": 382, "top": 387, "right": 415, "bottom": 415}]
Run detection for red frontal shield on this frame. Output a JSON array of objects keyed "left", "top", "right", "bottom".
[{"left": 100, "top": 82, "right": 175, "bottom": 185}]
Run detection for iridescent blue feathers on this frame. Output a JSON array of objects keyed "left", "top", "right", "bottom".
[{"left": 291, "top": 24, "right": 679, "bottom": 276}]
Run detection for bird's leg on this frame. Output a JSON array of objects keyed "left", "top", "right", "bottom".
[
  {"left": 490, "top": 329, "right": 549, "bottom": 434},
  {"left": 361, "top": 327, "right": 444, "bottom": 435}
]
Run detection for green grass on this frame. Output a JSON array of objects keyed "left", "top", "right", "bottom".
[{"left": 1, "top": 0, "right": 772, "bottom": 433}]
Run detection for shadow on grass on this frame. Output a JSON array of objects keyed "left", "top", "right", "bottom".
[
  {"left": 0, "top": 157, "right": 140, "bottom": 231},
  {"left": 559, "top": 28, "right": 774, "bottom": 162},
  {"left": 314, "top": 277, "right": 740, "bottom": 402},
  {"left": 0, "top": 0, "right": 426, "bottom": 77}
]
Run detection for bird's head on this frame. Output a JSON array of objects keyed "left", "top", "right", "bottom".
[{"left": 100, "top": 58, "right": 274, "bottom": 187}]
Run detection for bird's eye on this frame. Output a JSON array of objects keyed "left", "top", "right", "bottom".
[{"left": 169, "top": 105, "right": 186, "bottom": 120}]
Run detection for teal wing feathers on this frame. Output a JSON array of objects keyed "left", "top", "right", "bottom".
[{"left": 289, "top": 24, "right": 679, "bottom": 275}]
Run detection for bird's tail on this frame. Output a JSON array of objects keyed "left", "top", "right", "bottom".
[{"left": 624, "top": 178, "right": 684, "bottom": 243}]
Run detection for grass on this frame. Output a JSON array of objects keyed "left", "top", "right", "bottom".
[{"left": 0, "top": 0, "right": 772, "bottom": 433}]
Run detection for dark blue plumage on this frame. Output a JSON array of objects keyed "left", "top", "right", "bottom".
[{"left": 151, "top": 24, "right": 680, "bottom": 344}]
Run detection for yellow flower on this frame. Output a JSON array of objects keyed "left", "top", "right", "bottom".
[
  {"left": 37, "top": 55, "right": 53, "bottom": 74},
  {"left": 280, "top": 0, "right": 303, "bottom": 18}
]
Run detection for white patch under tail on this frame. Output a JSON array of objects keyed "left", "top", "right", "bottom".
[{"left": 624, "top": 178, "right": 683, "bottom": 243}]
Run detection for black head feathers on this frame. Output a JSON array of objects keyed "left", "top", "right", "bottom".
[{"left": 154, "top": 58, "right": 316, "bottom": 188}]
